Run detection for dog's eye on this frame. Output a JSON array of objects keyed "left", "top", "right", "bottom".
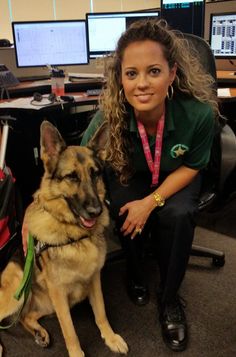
[{"left": 65, "top": 172, "right": 79, "bottom": 182}]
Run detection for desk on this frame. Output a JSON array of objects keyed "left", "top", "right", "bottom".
[
  {"left": 228, "top": 88, "right": 236, "bottom": 97},
  {"left": 0, "top": 92, "right": 99, "bottom": 113},
  {"left": 4, "top": 78, "right": 104, "bottom": 98},
  {"left": 217, "top": 71, "right": 236, "bottom": 87}
]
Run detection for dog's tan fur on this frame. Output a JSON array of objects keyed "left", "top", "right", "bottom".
[{"left": 0, "top": 121, "right": 128, "bottom": 357}]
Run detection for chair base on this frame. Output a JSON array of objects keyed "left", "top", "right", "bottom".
[
  {"left": 106, "top": 245, "right": 226, "bottom": 268},
  {"left": 191, "top": 244, "right": 225, "bottom": 267}
]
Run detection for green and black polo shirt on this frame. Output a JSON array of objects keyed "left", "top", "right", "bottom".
[{"left": 81, "top": 96, "right": 215, "bottom": 174}]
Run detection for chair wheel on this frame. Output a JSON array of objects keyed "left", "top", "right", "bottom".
[{"left": 212, "top": 256, "right": 225, "bottom": 267}]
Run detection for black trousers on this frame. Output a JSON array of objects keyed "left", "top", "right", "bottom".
[{"left": 104, "top": 168, "right": 202, "bottom": 304}]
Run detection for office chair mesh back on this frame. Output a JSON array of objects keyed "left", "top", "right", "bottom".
[
  {"left": 183, "top": 33, "right": 217, "bottom": 82},
  {"left": 184, "top": 33, "right": 236, "bottom": 198},
  {"left": 183, "top": 34, "right": 221, "bottom": 202}
]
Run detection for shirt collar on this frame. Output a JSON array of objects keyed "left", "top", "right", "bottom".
[{"left": 129, "top": 100, "right": 175, "bottom": 137}]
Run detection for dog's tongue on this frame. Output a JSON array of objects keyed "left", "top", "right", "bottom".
[{"left": 80, "top": 216, "right": 96, "bottom": 228}]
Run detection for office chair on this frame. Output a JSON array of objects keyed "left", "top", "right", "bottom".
[
  {"left": 107, "top": 34, "right": 236, "bottom": 268},
  {"left": 183, "top": 33, "right": 236, "bottom": 267}
]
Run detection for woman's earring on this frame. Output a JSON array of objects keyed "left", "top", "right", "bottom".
[{"left": 167, "top": 84, "right": 174, "bottom": 100}]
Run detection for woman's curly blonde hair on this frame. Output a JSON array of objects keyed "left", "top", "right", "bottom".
[{"left": 99, "top": 19, "right": 218, "bottom": 184}]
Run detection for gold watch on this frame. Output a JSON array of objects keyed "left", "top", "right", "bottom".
[{"left": 153, "top": 191, "right": 165, "bottom": 207}]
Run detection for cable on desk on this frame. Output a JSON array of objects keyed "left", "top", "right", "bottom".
[{"left": 30, "top": 92, "right": 56, "bottom": 106}]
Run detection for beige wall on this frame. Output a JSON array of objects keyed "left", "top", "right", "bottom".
[
  {"left": 122, "top": 0, "right": 158, "bottom": 11},
  {"left": 1, "top": 0, "right": 235, "bottom": 42},
  {"left": 93, "top": 0, "right": 122, "bottom": 12},
  {"left": 0, "top": 0, "right": 12, "bottom": 40},
  {"left": 92, "top": 0, "right": 158, "bottom": 12},
  {"left": 10, "top": 0, "right": 54, "bottom": 22},
  {"left": 0, "top": 0, "right": 160, "bottom": 42},
  {"left": 55, "top": 0, "right": 91, "bottom": 20}
]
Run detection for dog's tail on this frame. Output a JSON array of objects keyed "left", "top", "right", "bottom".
[{"left": 0, "top": 261, "right": 25, "bottom": 323}]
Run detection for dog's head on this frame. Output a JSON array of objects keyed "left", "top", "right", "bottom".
[{"left": 39, "top": 121, "right": 107, "bottom": 230}]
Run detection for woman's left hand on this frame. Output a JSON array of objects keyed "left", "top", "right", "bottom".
[{"left": 119, "top": 197, "right": 154, "bottom": 239}]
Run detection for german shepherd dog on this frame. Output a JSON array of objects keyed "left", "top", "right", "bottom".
[{"left": 0, "top": 121, "right": 128, "bottom": 357}]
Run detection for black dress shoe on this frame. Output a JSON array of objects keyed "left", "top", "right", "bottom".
[
  {"left": 159, "top": 295, "right": 188, "bottom": 352},
  {"left": 127, "top": 279, "right": 149, "bottom": 306}
]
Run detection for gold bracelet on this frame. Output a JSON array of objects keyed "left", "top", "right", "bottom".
[{"left": 153, "top": 191, "right": 165, "bottom": 207}]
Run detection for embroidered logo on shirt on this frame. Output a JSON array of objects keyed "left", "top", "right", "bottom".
[{"left": 170, "top": 144, "right": 189, "bottom": 158}]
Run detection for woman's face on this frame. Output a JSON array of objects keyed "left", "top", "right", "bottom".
[{"left": 121, "top": 40, "right": 177, "bottom": 119}]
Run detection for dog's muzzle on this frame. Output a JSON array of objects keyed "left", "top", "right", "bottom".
[{"left": 65, "top": 195, "right": 103, "bottom": 229}]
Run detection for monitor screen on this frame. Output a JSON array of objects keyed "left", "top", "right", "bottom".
[
  {"left": 12, "top": 20, "right": 89, "bottom": 68},
  {"left": 209, "top": 12, "right": 236, "bottom": 59},
  {"left": 86, "top": 10, "right": 160, "bottom": 58},
  {"left": 161, "top": 0, "right": 205, "bottom": 37}
]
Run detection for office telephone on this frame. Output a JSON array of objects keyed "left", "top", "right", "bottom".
[
  {"left": 0, "top": 39, "right": 11, "bottom": 47},
  {"left": 0, "top": 64, "right": 19, "bottom": 88}
]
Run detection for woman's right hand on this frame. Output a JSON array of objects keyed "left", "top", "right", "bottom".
[{"left": 119, "top": 194, "right": 155, "bottom": 239}]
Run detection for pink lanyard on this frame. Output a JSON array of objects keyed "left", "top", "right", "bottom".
[{"left": 137, "top": 111, "right": 165, "bottom": 187}]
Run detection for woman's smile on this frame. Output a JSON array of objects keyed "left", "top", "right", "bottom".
[{"left": 134, "top": 93, "right": 153, "bottom": 103}]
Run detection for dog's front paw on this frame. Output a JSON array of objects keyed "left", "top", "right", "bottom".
[
  {"left": 34, "top": 329, "right": 50, "bottom": 347},
  {"left": 105, "top": 333, "right": 129, "bottom": 354},
  {"left": 0, "top": 343, "right": 3, "bottom": 357},
  {"left": 68, "top": 348, "right": 85, "bottom": 357}
]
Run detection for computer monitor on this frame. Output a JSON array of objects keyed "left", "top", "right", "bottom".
[
  {"left": 86, "top": 10, "right": 160, "bottom": 58},
  {"left": 161, "top": 0, "right": 205, "bottom": 37},
  {"left": 12, "top": 20, "right": 89, "bottom": 68},
  {"left": 209, "top": 12, "right": 236, "bottom": 59}
]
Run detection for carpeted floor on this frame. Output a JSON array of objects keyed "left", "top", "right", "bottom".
[{"left": 1, "top": 199, "right": 236, "bottom": 357}]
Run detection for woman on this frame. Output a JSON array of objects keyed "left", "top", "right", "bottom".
[
  {"left": 20, "top": 19, "right": 217, "bottom": 352},
  {"left": 81, "top": 19, "right": 218, "bottom": 352}
]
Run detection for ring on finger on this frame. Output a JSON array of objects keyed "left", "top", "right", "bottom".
[{"left": 135, "top": 227, "right": 142, "bottom": 234}]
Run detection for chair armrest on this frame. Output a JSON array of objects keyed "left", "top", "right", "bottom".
[{"left": 219, "top": 123, "right": 236, "bottom": 192}]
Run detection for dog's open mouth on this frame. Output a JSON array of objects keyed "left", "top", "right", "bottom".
[{"left": 79, "top": 216, "right": 97, "bottom": 229}]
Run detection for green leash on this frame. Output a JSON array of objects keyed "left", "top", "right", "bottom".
[{"left": 0, "top": 233, "right": 34, "bottom": 329}]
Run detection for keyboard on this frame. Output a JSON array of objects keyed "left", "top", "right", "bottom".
[
  {"left": 86, "top": 89, "right": 102, "bottom": 96},
  {"left": 68, "top": 72, "right": 104, "bottom": 79},
  {"left": 0, "top": 70, "right": 20, "bottom": 87},
  {"left": 18, "top": 75, "right": 51, "bottom": 82}
]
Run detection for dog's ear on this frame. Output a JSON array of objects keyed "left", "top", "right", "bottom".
[
  {"left": 40, "top": 121, "right": 66, "bottom": 173},
  {"left": 87, "top": 121, "right": 108, "bottom": 160}
]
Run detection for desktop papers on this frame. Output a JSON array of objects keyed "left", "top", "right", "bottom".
[
  {"left": 217, "top": 88, "right": 231, "bottom": 98},
  {"left": 0, "top": 97, "right": 57, "bottom": 110}
]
